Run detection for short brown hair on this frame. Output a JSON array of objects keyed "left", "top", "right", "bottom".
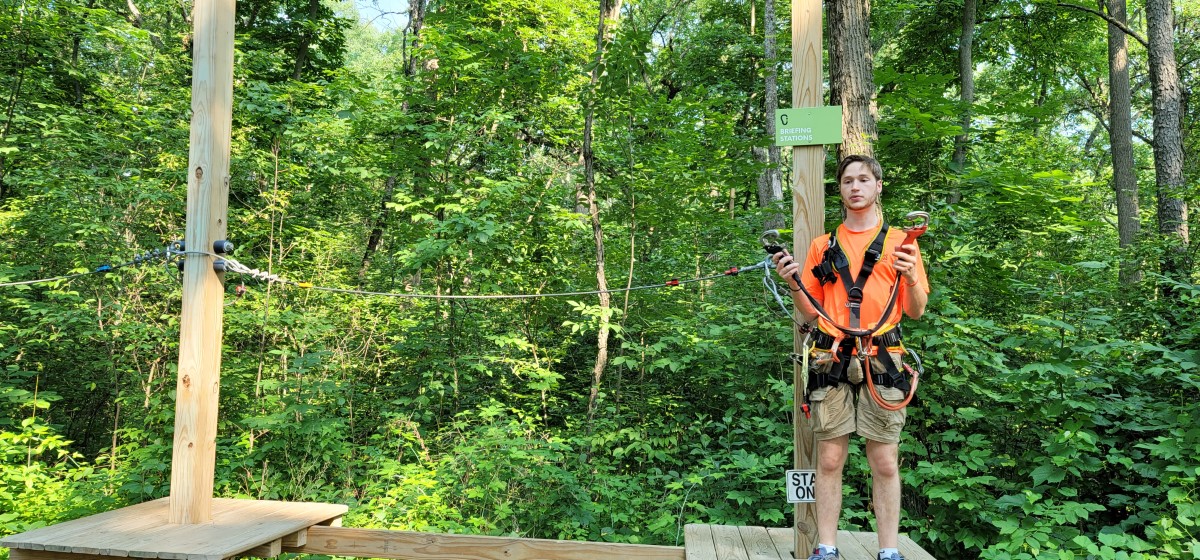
[{"left": 836, "top": 155, "right": 883, "bottom": 182}]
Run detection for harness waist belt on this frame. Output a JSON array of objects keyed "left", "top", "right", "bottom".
[{"left": 811, "top": 329, "right": 902, "bottom": 350}]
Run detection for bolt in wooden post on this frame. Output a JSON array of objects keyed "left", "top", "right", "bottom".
[
  {"left": 792, "top": 0, "right": 823, "bottom": 555},
  {"left": 169, "top": 0, "right": 235, "bottom": 525}
]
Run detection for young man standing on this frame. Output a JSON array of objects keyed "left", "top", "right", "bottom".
[{"left": 771, "top": 155, "right": 928, "bottom": 560}]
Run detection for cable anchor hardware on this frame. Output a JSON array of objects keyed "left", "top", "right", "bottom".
[
  {"left": 760, "top": 230, "right": 786, "bottom": 256},
  {"left": 176, "top": 258, "right": 232, "bottom": 273}
]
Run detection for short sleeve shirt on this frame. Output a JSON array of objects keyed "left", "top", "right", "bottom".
[{"left": 800, "top": 223, "right": 929, "bottom": 335}]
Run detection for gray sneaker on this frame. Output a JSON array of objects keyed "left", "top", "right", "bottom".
[
  {"left": 878, "top": 553, "right": 905, "bottom": 560},
  {"left": 808, "top": 551, "right": 839, "bottom": 560}
]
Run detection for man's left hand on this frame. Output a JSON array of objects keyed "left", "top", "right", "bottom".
[{"left": 893, "top": 244, "right": 919, "bottom": 282}]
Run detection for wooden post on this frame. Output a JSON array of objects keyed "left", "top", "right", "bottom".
[
  {"left": 792, "top": 0, "right": 823, "bottom": 555},
  {"left": 169, "top": 0, "right": 235, "bottom": 525}
]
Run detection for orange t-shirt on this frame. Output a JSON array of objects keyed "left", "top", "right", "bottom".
[{"left": 800, "top": 223, "right": 929, "bottom": 335}]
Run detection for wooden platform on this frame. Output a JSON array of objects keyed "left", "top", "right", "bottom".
[
  {"left": 0, "top": 503, "right": 941, "bottom": 560},
  {"left": 0, "top": 498, "right": 346, "bottom": 560},
  {"left": 683, "top": 525, "right": 936, "bottom": 560}
]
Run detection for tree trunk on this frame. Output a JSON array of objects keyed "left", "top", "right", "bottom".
[
  {"left": 758, "top": 0, "right": 785, "bottom": 230},
  {"left": 1108, "top": 0, "right": 1141, "bottom": 284},
  {"left": 584, "top": 0, "right": 622, "bottom": 430},
  {"left": 1146, "top": 0, "right": 1189, "bottom": 289},
  {"left": 359, "top": 176, "right": 396, "bottom": 283},
  {"left": 292, "top": 0, "right": 320, "bottom": 80},
  {"left": 828, "top": 0, "right": 877, "bottom": 159},
  {"left": 404, "top": 0, "right": 428, "bottom": 78},
  {"left": 0, "top": 47, "right": 26, "bottom": 202},
  {"left": 951, "top": 0, "right": 976, "bottom": 174},
  {"left": 359, "top": 0, "right": 428, "bottom": 281}
]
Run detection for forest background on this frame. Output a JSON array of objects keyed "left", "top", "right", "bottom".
[{"left": 1, "top": 0, "right": 1199, "bottom": 558}]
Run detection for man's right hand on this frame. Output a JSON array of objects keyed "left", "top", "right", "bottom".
[
  {"left": 773, "top": 251, "right": 821, "bottom": 323},
  {"left": 772, "top": 251, "right": 802, "bottom": 290}
]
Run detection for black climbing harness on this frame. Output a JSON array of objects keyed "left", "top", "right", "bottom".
[{"left": 800, "top": 329, "right": 911, "bottom": 394}]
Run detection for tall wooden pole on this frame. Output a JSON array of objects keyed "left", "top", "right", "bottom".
[
  {"left": 792, "top": 0, "right": 823, "bottom": 555},
  {"left": 169, "top": 0, "right": 235, "bottom": 525}
]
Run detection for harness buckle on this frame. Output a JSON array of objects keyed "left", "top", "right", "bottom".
[
  {"left": 812, "top": 259, "right": 837, "bottom": 285},
  {"left": 855, "top": 336, "right": 875, "bottom": 358}
]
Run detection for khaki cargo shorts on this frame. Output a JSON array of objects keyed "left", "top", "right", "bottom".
[{"left": 807, "top": 350, "right": 908, "bottom": 444}]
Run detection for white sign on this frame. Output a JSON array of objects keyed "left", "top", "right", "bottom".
[{"left": 786, "top": 470, "right": 816, "bottom": 503}]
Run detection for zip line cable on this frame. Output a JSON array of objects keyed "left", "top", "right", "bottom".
[
  {"left": 217, "top": 255, "right": 775, "bottom": 300},
  {"left": 0, "top": 243, "right": 790, "bottom": 304},
  {"left": 0, "top": 269, "right": 109, "bottom": 287},
  {"left": 0, "top": 248, "right": 177, "bottom": 288}
]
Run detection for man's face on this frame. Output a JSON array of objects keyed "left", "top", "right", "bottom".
[{"left": 839, "top": 161, "right": 882, "bottom": 212}]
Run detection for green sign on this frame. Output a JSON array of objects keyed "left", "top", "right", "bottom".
[{"left": 774, "top": 106, "right": 843, "bottom": 146}]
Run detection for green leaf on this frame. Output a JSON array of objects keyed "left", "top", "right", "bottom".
[{"left": 1031, "top": 464, "right": 1066, "bottom": 485}]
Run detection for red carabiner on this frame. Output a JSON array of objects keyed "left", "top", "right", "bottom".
[{"left": 901, "top": 211, "right": 929, "bottom": 247}]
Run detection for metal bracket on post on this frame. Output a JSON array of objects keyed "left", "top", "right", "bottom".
[{"left": 176, "top": 258, "right": 231, "bottom": 273}]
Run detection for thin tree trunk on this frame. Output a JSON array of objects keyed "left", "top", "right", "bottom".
[
  {"left": 828, "top": 0, "right": 877, "bottom": 159},
  {"left": 0, "top": 46, "right": 27, "bottom": 202},
  {"left": 404, "top": 0, "right": 428, "bottom": 78},
  {"left": 71, "top": 1, "right": 96, "bottom": 106},
  {"left": 359, "top": 0, "right": 428, "bottom": 281},
  {"left": 1146, "top": 0, "right": 1189, "bottom": 292},
  {"left": 758, "top": 0, "right": 784, "bottom": 230},
  {"left": 1107, "top": 0, "right": 1140, "bottom": 284},
  {"left": 584, "top": 0, "right": 622, "bottom": 430},
  {"left": 359, "top": 176, "right": 396, "bottom": 283},
  {"left": 951, "top": 0, "right": 976, "bottom": 174},
  {"left": 125, "top": 0, "right": 143, "bottom": 26},
  {"left": 292, "top": 0, "right": 320, "bottom": 80}
]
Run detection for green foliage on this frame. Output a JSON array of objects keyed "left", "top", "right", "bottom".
[{"left": 0, "top": 408, "right": 120, "bottom": 547}]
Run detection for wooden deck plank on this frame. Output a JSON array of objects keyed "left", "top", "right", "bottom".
[
  {"left": 288, "top": 526, "right": 686, "bottom": 560},
  {"left": 709, "top": 525, "right": 750, "bottom": 560},
  {"left": 765, "top": 528, "right": 795, "bottom": 559},
  {"left": 852, "top": 530, "right": 880, "bottom": 558},
  {"left": 10, "top": 549, "right": 125, "bottom": 560},
  {"left": 896, "top": 535, "right": 937, "bottom": 560},
  {"left": 834, "top": 531, "right": 874, "bottom": 560},
  {"left": 161, "top": 499, "right": 295, "bottom": 560},
  {"left": 0, "top": 498, "right": 346, "bottom": 560},
  {"left": 2, "top": 499, "right": 168, "bottom": 552},
  {"left": 80, "top": 500, "right": 281, "bottom": 560},
  {"left": 684, "top": 524, "right": 718, "bottom": 560},
  {"left": 847, "top": 531, "right": 939, "bottom": 560},
  {"left": 736, "top": 526, "right": 783, "bottom": 560}
]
